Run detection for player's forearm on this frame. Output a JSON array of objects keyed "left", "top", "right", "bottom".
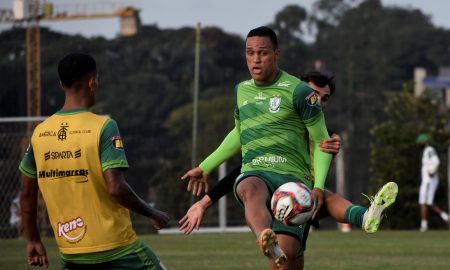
[
  {"left": 199, "top": 126, "right": 241, "bottom": 173},
  {"left": 313, "top": 149, "right": 332, "bottom": 189},
  {"left": 20, "top": 183, "right": 41, "bottom": 241},
  {"left": 197, "top": 195, "right": 213, "bottom": 210},
  {"left": 207, "top": 166, "right": 241, "bottom": 203},
  {"left": 105, "top": 169, "right": 158, "bottom": 218},
  {"left": 110, "top": 180, "right": 158, "bottom": 217},
  {"left": 307, "top": 113, "right": 332, "bottom": 189}
]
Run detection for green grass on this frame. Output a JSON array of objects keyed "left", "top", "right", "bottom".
[{"left": 1, "top": 230, "right": 450, "bottom": 270}]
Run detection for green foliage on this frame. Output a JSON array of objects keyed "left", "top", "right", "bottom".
[
  {"left": 371, "top": 83, "right": 450, "bottom": 229},
  {"left": 2, "top": 0, "right": 450, "bottom": 230}
]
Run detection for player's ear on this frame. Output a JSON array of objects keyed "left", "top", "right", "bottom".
[
  {"left": 274, "top": 48, "right": 280, "bottom": 61},
  {"left": 88, "top": 75, "right": 98, "bottom": 93}
]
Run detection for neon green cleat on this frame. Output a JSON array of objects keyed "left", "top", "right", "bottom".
[
  {"left": 257, "top": 228, "right": 287, "bottom": 266},
  {"left": 363, "top": 182, "right": 398, "bottom": 233}
]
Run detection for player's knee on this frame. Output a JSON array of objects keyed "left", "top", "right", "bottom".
[{"left": 236, "top": 177, "right": 268, "bottom": 203}]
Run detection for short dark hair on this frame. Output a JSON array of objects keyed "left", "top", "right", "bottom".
[
  {"left": 58, "top": 53, "right": 97, "bottom": 88},
  {"left": 246, "top": 26, "right": 278, "bottom": 49},
  {"left": 300, "top": 71, "right": 335, "bottom": 96}
]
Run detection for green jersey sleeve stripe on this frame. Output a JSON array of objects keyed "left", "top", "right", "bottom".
[
  {"left": 102, "top": 160, "right": 129, "bottom": 171},
  {"left": 19, "top": 162, "right": 37, "bottom": 178},
  {"left": 18, "top": 143, "right": 37, "bottom": 178}
]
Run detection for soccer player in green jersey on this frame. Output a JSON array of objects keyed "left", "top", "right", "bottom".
[
  {"left": 179, "top": 71, "right": 396, "bottom": 233},
  {"left": 183, "top": 26, "right": 333, "bottom": 269},
  {"left": 181, "top": 70, "right": 398, "bottom": 268}
]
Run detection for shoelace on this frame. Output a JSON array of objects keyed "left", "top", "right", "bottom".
[
  {"left": 361, "top": 193, "right": 373, "bottom": 203},
  {"left": 361, "top": 193, "right": 388, "bottom": 220}
]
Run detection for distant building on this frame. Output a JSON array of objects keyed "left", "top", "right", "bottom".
[{"left": 415, "top": 67, "right": 450, "bottom": 106}]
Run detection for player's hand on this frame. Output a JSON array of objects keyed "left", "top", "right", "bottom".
[
  {"left": 149, "top": 209, "right": 170, "bottom": 230},
  {"left": 26, "top": 240, "right": 48, "bottom": 268},
  {"left": 179, "top": 198, "right": 209, "bottom": 234},
  {"left": 310, "top": 188, "right": 324, "bottom": 221},
  {"left": 319, "top": 134, "right": 341, "bottom": 155},
  {"left": 181, "top": 167, "right": 209, "bottom": 196}
]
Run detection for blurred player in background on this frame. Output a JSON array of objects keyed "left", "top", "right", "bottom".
[
  {"left": 180, "top": 71, "right": 398, "bottom": 236},
  {"left": 416, "top": 133, "right": 449, "bottom": 232},
  {"left": 19, "top": 53, "right": 169, "bottom": 269},
  {"left": 9, "top": 191, "right": 23, "bottom": 238}
]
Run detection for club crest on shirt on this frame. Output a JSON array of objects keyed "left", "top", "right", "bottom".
[
  {"left": 269, "top": 95, "right": 281, "bottom": 113},
  {"left": 111, "top": 136, "right": 124, "bottom": 150},
  {"left": 306, "top": 92, "right": 319, "bottom": 107}
]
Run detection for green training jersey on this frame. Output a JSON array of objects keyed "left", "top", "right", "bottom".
[{"left": 235, "top": 70, "right": 322, "bottom": 182}]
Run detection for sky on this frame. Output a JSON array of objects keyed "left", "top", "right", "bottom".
[{"left": 0, "top": 0, "right": 449, "bottom": 39}]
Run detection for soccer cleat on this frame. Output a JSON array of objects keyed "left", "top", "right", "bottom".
[
  {"left": 257, "top": 228, "right": 287, "bottom": 266},
  {"left": 363, "top": 182, "right": 398, "bottom": 233}
]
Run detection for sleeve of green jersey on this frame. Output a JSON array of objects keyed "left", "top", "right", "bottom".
[
  {"left": 293, "top": 82, "right": 322, "bottom": 123},
  {"left": 199, "top": 120, "right": 241, "bottom": 174},
  {"left": 18, "top": 143, "right": 37, "bottom": 178},
  {"left": 306, "top": 112, "right": 332, "bottom": 190},
  {"left": 100, "top": 119, "right": 129, "bottom": 171}
]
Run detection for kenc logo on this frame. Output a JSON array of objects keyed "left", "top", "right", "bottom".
[
  {"left": 58, "top": 217, "right": 87, "bottom": 243},
  {"left": 44, "top": 149, "right": 81, "bottom": 160}
]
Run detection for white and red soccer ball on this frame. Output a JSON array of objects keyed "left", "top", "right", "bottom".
[{"left": 271, "top": 182, "right": 315, "bottom": 225}]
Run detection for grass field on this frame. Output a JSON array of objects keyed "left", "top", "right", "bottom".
[{"left": 1, "top": 230, "right": 450, "bottom": 270}]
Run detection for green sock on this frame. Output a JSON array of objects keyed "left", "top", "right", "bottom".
[{"left": 344, "top": 205, "right": 367, "bottom": 228}]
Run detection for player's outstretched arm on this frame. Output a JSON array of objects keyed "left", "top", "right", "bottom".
[
  {"left": 179, "top": 166, "right": 241, "bottom": 234},
  {"left": 104, "top": 168, "right": 170, "bottom": 230},
  {"left": 181, "top": 125, "right": 241, "bottom": 196},
  {"left": 20, "top": 175, "right": 49, "bottom": 268},
  {"left": 179, "top": 195, "right": 213, "bottom": 234}
]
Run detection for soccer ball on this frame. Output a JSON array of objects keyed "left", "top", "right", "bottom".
[{"left": 271, "top": 182, "right": 315, "bottom": 226}]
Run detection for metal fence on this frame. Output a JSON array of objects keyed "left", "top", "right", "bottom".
[{"left": 0, "top": 116, "right": 50, "bottom": 239}]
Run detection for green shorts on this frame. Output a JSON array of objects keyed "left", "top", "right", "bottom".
[
  {"left": 233, "top": 170, "right": 312, "bottom": 257},
  {"left": 61, "top": 241, "right": 166, "bottom": 270}
]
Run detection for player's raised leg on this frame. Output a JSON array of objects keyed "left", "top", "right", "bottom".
[
  {"left": 317, "top": 183, "right": 398, "bottom": 233},
  {"left": 363, "top": 182, "right": 398, "bottom": 233},
  {"left": 236, "top": 176, "right": 287, "bottom": 267}
]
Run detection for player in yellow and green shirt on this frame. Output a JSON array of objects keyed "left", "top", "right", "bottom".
[{"left": 19, "top": 53, "right": 169, "bottom": 270}]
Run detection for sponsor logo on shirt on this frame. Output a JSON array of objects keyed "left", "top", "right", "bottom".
[
  {"left": 58, "top": 217, "right": 87, "bottom": 243},
  {"left": 277, "top": 81, "right": 291, "bottom": 87},
  {"left": 38, "top": 169, "right": 89, "bottom": 182},
  {"left": 111, "top": 136, "right": 124, "bottom": 150},
  {"left": 252, "top": 155, "right": 287, "bottom": 167},
  {"left": 269, "top": 95, "right": 281, "bottom": 113},
  {"left": 44, "top": 149, "right": 81, "bottom": 160},
  {"left": 254, "top": 92, "right": 267, "bottom": 101}
]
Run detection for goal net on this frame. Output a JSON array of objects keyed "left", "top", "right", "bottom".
[{"left": 0, "top": 116, "right": 50, "bottom": 239}]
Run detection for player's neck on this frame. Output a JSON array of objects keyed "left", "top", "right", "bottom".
[{"left": 61, "top": 91, "right": 93, "bottom": 111}]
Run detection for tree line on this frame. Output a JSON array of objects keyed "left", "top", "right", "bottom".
[{"left": 1, "top": 0, "right": 449, "bottom": 229}]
